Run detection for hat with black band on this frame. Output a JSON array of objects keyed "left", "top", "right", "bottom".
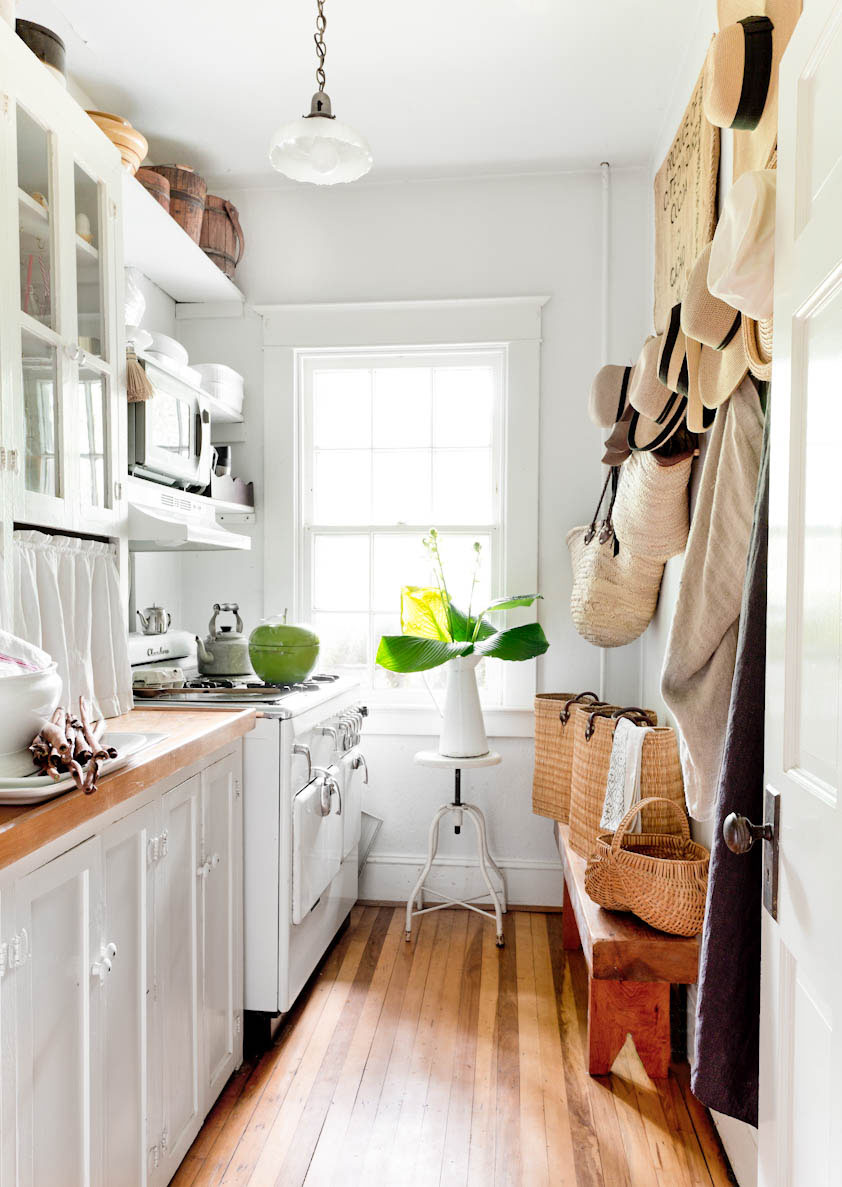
[{"left": 627, "top": 334, "right": 688, "bottom": 452}]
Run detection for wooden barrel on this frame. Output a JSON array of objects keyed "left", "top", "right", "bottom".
[
  {"left": 137, "top": 167, "right": 170, "bottom": 212},
  {"left": 145, "top": 165, "right": 206, "bottom": 243},
  {"left": 200, "top": 195, "right": 245, "bottom": 279}
]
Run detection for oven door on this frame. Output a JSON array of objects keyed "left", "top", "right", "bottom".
[
  {"left": 339, "top": 749, "right": 364, "bottom": 861},
  {"left": 292, "top": 766, "right": 343, "bottom": 924},
  {"left": 128, "top": 362, "right": 211, "bottom": 490}
]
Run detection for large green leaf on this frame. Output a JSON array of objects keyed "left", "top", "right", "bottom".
[
  {"left": 448, "top": 602, "right": 495, "bottom": 643},
  {"left": 376, "top": 634, "right": 471, "bottom": 673},
  {"left": 400, "top": 586, "right": 450, "bottom": 641},
  {"left": 473, "top": 622, "right": 550, "bottom": 661},
  {"left": 480, "top": 594, "right": 543, "bottom": 614}
]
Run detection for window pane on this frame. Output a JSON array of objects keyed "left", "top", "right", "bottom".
[
  {"left": 434, "top": 367, "right": 494, "bottom": 447},
  {"left": 312, "top": 612, "right": 369, "bottom": 669},
  {"left": 372, "top": 533, "right": 432, "bottom": 612},
  {"left": 21, "top": 329, "right": 59, "bottom": 497},
  {"left": 435, "top": 533, "right": 492, "bottom": 613},
  {"left": 313, "top": 450, "right": 371, "bottom": 524},
  {"left": 313, "top": 535, "right": 369, "bottom": 610},
  {"left": 312, "top": 369, "right": 371, "bottom": 449},
  {"left": 372, "top": 450, "right": 431, "bottom": 525},
  {"left": 372, "top": 367, "right": 432, "bottom": 447},
  {"left": 433, "top": 449, "right": 493, "bottom": 523}
]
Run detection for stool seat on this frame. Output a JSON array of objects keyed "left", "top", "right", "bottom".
[{"left": 414, "top": 750, "right": 502, "bottom": 770}]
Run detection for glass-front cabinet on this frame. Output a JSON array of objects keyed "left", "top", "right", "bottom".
[{"left": 0, "top": 21, "right": 125, "bottom": 584}]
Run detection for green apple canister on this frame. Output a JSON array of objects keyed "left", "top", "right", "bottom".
[{"left": 248, "top": 611, "right": 320, "bottom": 685}]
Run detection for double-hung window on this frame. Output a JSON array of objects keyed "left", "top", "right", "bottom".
[{"left": 300, "top": 347, "right": 506, "bottom": 705}]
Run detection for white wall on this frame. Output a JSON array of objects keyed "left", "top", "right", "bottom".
[{"left": 170, "top": 167, "right": 652, "bottom": 906}]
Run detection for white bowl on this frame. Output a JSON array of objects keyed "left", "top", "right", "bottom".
[
  {"left": 193, "top": 363, "right": 244, "bottom": 393},
  {"left": 0, "top": 663, "right": 63, "bottom": 771},
  {"left": 145, "top": 330, "right": 188, "bottom": 367}
]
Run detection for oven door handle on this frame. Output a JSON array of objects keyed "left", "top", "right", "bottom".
[{"left": 293, "top": 743, "right": 312, "bottom": 783}]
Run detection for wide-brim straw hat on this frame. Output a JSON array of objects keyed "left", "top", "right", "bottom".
[
  {"left": 589, "top": 364, "right": 634, "bottom": 429},
  {"left": 627, "top": 334, "right": 687, "bottom": 452},
  {"left": 742, "top": 314, "right": 773, "bottom": 381},
  {"left": 602, "top": 405, "right": 633, "bottom": 466},
  {"left": 682, "top": 242, "right": 748, "bottom": 428},
  {"left": 706, "top": 0, "right": 801, "bottom": 178}
]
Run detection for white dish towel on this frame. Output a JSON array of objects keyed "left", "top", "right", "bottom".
[{"left": 600, "top": 717, "right": 652, "bottom": 833}]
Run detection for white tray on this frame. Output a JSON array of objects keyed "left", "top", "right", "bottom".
[{"left": 0, "top": 733, "right": 163, "bottom": 804}]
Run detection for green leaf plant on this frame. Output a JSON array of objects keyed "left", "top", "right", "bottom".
[{"left": 375, "top": 530, "right": 549, "bottom": 673}]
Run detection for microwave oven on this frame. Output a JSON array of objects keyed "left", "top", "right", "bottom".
[{"left": 128, "top": 360, "right": 212, "bottom": 491}]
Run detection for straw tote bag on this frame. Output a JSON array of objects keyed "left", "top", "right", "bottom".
[
  {"left": 532, "top": 692, "right": 614, "bottom": 821},
  {"left": 567, "top": 467, "right": 664, "bottom": 648},
  {"left": 568, "top": 707, "right": 687, "bottom": 859},
  {"left": 612, "top": 451, "right": 693, "bottom": 562},
  {"left": 585, "top": 797, "right": 710, "bottom": 936}
]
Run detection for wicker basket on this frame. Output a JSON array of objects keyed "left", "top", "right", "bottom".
[
  {"left": 585, "top": 797, "right": 710, "bottom": 936},
  {"left": 567, "top": 706, "right": 692, "bottom": 859},
  {"left": 532, "top": 692, "right": 607, "bottom": 821}
]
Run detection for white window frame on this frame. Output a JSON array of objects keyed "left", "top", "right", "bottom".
[{"left": 258, "top": 296, "right": 548, "bottom": 737}]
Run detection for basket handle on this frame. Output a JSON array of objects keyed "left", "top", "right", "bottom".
[
  {"left": 559, "top": 691, "right": 601, "bottom": 724},
  {"left": 584, "top": 706, "right": 650, "bottom": 741},
  {"left": 609, "top": 796, "right": 690, "bottom": 857}
]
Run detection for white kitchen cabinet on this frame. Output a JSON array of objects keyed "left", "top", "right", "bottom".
[
  {"left": 0, "top": 21, "right": 127, "bottom": 616},
  {"left": 101, "top": 802, "right": 157, "bottom": 1187},
  {"left": 199, "top": 752, "right": 243, "bottom": 1105},
  {"left": 0, "top": 741, "right": 244, "bottom": 1187},
  {"left": 13, "top": 836, "right": 101, "bottom": 1187}
]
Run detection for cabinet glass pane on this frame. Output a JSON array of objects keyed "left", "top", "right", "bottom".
[
  {"left": 74, "top": 164, "right": 104, "bottom": 359},
  {"left": 17, "top": 108, "right": 54, "bottom": 328},
  {"left": 21, "top": 330, "right": 60, "bottom": 497},
  {"left": 78, "top": 367, "right": 108, "bottom": 508}
]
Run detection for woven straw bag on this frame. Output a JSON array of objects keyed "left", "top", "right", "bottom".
[
  {"left": 532, "top": 692, "right": 612, "bottom": 821},
  {"left": 568, "top": 468, "right": 664, "bottom": 648},
  {"left": 585, "top": 797, "right": 710, "bottom": 936},
  {"left": 612, "top": 451, "right": 692, "bottom": 562},
  {"left": 568, "top": 707, "right": 687, "bottom": 859}
]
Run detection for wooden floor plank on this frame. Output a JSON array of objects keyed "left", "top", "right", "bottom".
[{"left": 178, "top": 908, "right": 737, "bottom": 1187}]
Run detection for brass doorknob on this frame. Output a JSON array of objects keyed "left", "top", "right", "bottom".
[{"left": 723, "top": 813, "right": 774, "bottom": 854}]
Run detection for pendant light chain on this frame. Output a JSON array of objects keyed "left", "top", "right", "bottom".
[{"left": 314, "top": 0, "right": 327, "bottom": 93}]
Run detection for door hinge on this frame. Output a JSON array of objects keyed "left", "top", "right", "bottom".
[
  {"left": 234, "top": 778, "right": 241, "bottom": 800},
  {"left": 147, "top": 829, "right": 168, "bottom": 865},
  {"left": 160, "top": 1127, "right": 168, "bottom": 1154},
  {"left": 109, "top": 197, "right": 118, "bottom": 219},
  {"left": 234, "top": 1012, "right": 242, "bottom": 1035},
  {"left": 149, "top": 1143, "right": 159, "bottom": 1170},
  {"left": 6, "top": 449, "right": 18, "bottom": 475},
  {"left": 0, "top": 93, "right": 10, "bottom": 120},
  {"left": 0, "top": 941, "right": 7, "bottom": 979},
  {"left": 113, "top": 479, "right": 122, "bottom": 502},
  {"left": 9, "top": 929, "right": 29, "bottom": 969}
]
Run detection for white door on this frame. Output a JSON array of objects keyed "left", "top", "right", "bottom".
[
  {"left": 199, "top": 751, "right": 242, "bottom": 1104},
  {"left": 339, "top": 749, "right": 364, "bottom": 860},
  {"left": 157, "top": 775, "right": 202, "bottom": 1183},
  {"left": 13, "top": 837, "right": 101, "bottom": 1187},
  {"left": 101, "top": 803, "right": 156, "bottom": 1187},
  {"left": 762, "top": 3, "right": 842, "bottom": 1182},
  {"left": 292, "top": 768, "right": 343, "bottom": 925}
]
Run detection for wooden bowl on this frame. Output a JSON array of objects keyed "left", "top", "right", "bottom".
[{"left": 86, "top": 110, "right": 130, "bottom": 127}]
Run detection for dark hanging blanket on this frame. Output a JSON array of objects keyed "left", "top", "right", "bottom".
[{"left": 691, "top": 398, "right": 770, "bottom": 1128}]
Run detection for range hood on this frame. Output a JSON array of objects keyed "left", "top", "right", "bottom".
[{"left": 127, "top": 478, "right": 252, "bottom": 552}]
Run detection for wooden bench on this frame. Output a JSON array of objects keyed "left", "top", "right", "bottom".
[{"left": 554, "top": 822, "right": 699, "bottom": 1079}]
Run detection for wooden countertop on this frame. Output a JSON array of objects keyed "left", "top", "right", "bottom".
[{"left": 0, "top": 708, "right": 256, "bottom": 871}]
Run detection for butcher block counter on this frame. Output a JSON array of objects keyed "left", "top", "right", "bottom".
[{"left": 0, "top": 707, "right": 256, "bottom": 870}]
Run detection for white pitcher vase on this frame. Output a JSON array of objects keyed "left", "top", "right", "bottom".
[{"left": 438, "top": 654, "right": 489, "bottom": 758}]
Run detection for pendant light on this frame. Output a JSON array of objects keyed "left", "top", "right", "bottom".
[{"left": 268, "top": 0, "right": 372, "bottom": 185}]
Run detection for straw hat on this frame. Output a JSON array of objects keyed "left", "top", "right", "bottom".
[
  {"left": 706, "top": 0, "right": 801, "bottom": 178},
  {"left": 627, "top": 335, "right": 688, "bottom": 452},
  {"left": 681, "top": 242, "right": 748, "bottom": 427},
  {"left": 602, "top": 405, "right": 633, "bottom": 467},
  {"left": 709, "top": 161, "right": 777, "bottom": 383},
  {"left": 589, "top": 364, "right": 633, "bottom": 428},
  {"left": 657, "top": 304, "right": 690, "bottom": 396}
]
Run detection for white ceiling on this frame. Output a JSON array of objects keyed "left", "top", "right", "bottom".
[{"left": 19, "top": 0, "right": 704, "bottom": 186}]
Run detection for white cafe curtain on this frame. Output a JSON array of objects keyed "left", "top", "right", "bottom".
[{"left": 13, "top": 530, "right": 132, "bottom": 720}]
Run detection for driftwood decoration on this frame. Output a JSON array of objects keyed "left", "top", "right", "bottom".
[
  {"left": 653, "top": 61, "right": 720, "bottom": 333},
  {"left": 29, "top": 698, "right": 117, "bottom": 794}
]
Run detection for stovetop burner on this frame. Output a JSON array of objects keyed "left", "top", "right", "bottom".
[
  {"left": 133, "top": 672, "right": 343, "bottom": 703},
  {"left": 184, "top": 672, "right": 341, "bottom": 693}
]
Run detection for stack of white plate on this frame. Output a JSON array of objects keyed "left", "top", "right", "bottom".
[{"left": 193, "top": 363, "right": 245, "bottom": 418}]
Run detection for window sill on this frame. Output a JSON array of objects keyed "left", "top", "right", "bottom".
[{"left": 362, "top": 704, "right": 535, "bottom": 738}]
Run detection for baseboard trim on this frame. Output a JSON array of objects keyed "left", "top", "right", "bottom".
[
  {"left": 358, "top": 899, "right": 562, "bottom": 913},
  {"left": 359, "top": 850, "right": 564, "bottom": 908}
]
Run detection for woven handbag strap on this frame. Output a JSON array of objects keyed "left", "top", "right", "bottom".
[
  {"left": 609, "top": 796, "right": 690, "bottom": 857},
  {"left": 559, "top": 691, "right": 601, "bottom": 724},
  {"left": 584, "top": 705, "right": 650, "bottom": 741}
]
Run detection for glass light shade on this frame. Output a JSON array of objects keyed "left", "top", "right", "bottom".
[{"left": 269, "top": 112, "right": 373, "bottom": 185}]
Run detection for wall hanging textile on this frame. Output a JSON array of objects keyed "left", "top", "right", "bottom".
[
  {"left": 709, "top": 0, "right": 801, "bottom": 180},
  {"left": 13, "top": 530, "right": 133, "bottom": 720},
  {"left": 600, "top": 715, "right": 651, "bottom": 832},
  {"left": 613, "top": 450, "right": 692, "bottom": 562},
  {"left": 532, "top": 691, "right": 609, "bottom": 821},
  {"left": 653, "top": 62, "right": 720, "bottom": 332},
  {"left": 568, "top": 707, "right": 689, "bottom": 860},
  {"left": 567, "top": 468, "right": 664, "bottom": 648},
  {"left": 585, "top": 797, "right": 710, "bottom": 937},
  {"left": 661, "top": 378, "right": 764, "bottom": 820},
  {"left": 693, "top": 399, "right": 769, "bottom": 1127}
]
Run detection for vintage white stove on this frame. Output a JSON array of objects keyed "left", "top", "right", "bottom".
[{"left": 130, "top": 633, "right": 368, "bottom": 1017}]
